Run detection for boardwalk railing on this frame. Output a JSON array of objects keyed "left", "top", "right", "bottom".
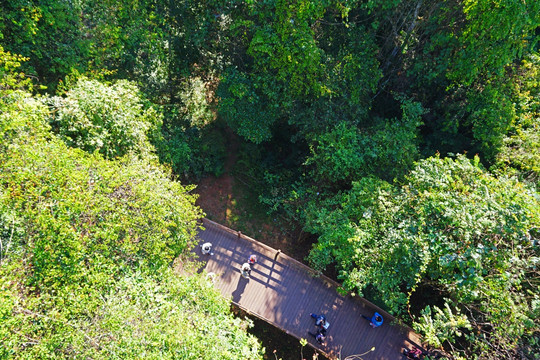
[{"left": 197, "top": 218, "right": 423, "bottom": 360}]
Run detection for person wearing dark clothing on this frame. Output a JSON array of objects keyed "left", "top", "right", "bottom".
[
  {"left": 403, "top": 347, "right": 425, "bottom": 359},
  {"left": 308, "top": 328, "right": 327, "bottom": 345},
  {"left": 362, "top": 312, "right": 383, "bottom": 328}
]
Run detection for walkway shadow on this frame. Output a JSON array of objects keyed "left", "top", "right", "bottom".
[
  {"left": 198, "top": 219, "right": 424, "bottom": 359},
  {"left": 232, "top": 275, "right": 249, "bottom": 303}
]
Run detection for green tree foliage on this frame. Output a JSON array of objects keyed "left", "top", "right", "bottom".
[
  {"left": 414, "top": 303, "right": 472, "bottom": 349},
  {"left": 0, "top": 0, "right": 90, "bottom": 86},
  {"left": 0, "top": 47, "right": 47, "bottom": 152},
  {"left": 217, "top": 68, "right": 278, "bottom": 144},
  {"left": 2, "top": 1, "right": 540, "bottom": 358},
  {"left": 407, "top": 0, "right": 540, "bottom": 160},
  {"left": 496, "top": 54, "right": 540, "bottom": 184},
  {"left": 1, "top": 125, "right": 200, "bottom": 287},
  {"left": 463, "top": 78, "right": 517, "bottom": 160},
  {"left": 218, "top": 0, "right": 382, "bottom": 143},
  {"left": 1, "top": 0, "right": 226, "bottom": 97},
  {"left": 159, "top": 125, "right": 226, "bottom": 179},
  {"left": 0, "top": 45, "right": 33, "bottom": 93},
  {"left": 48, "top": 79, "right": 162, "bottom": 159},
  {"left": 305, "top": 155, "right": 539, "bottom": 357},
  {"left": 0, "top": 92, "right": 50, "bottom": 152},
  {"left": 0, "top": 267, "right": 262, "bottom": 359},
  {"left": 305, "top": 96, "right": 424, "bottom": 184},
  {"left": 2, "top": 0, "right": 537, "bottom": 165},
  {"left": 450, "top": 0, "right": 540, "bottom": 87},
  {"left": 157, "top": 76, "right": 226, "bottom": 179},
  {"left": 79, "top": 0, "right": 170, "bottom": 92},
  {"left": 179, "top": 77, "right": 215, "bottom": 129},
  {"left": 0, "top": 79, "right": 262, "bottom": 358},
  {"left": 79, "top": 0, "right": 226, "bottom": 97}
]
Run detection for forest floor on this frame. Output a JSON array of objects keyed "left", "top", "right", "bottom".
[
  {"left": 195, "top": 128, "right": 327, "bottom": 360},
  {"left": 195, "top": 128, "right": 314, "bottom": 263}
]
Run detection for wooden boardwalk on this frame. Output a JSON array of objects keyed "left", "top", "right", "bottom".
[{"left": 196, "top": 219, "right": 422, "bottom": 359}]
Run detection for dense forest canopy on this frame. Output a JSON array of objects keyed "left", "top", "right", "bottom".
[
  {"left": 1, "top": 0, "right": 539, "bottom": 359},
  {"left": 0, "top": 47, "right": 263, "bottom": 359}
]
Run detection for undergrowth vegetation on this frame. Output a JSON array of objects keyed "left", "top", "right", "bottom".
[{"left": 1, "top": 0, "right": 539, "bottom": 358}]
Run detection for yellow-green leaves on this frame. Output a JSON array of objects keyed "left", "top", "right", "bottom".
[{"left": 48, "top": 79, "right": 162, "bottom": 159}]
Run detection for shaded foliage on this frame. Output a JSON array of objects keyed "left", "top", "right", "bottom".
[
  {"left": 0, "top": 0, "right": 90, "bottom": 87},
  {"left": 305, "top": 96, "right": 424, "bottom": 185},
  {"left": 217, "top": 0, "right": 382, "bottom": 143}
]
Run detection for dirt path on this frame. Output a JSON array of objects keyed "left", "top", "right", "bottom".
[
  {"left": 195, "top": 127, "right": 238, "bottom": 223},
  {"left": 195, "top": 129, "right": 313, "bottom": 262}
]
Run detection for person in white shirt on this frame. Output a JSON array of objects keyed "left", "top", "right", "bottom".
[
  {"left": 200, "top": 242, "right": 214, "bottom": 255},
  {"left": 241, "top": 263, "right": 251, "bottom": 278}
]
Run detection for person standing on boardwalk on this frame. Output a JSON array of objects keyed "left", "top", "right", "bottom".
[
  {"left": 200, "top": 242, "right": 214, "bottom": 255},
  {"left": 362, "top": 312, "right": 383, "bottom": 328},
  {"left": 248, "top": 254, "right": 257, "bottom": 265},
  {"left": 241, "top": 262, "right": 251, "bottom": 278},
  {"left": 308, "top": 328, "right": 327, "bottom": 345}
]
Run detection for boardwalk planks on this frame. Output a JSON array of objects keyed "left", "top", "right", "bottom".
[{"left": 196, "top": 219, "right": 422, "bottom": 360}]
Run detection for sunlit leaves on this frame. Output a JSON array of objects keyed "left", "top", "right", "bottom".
[
  {"left": 454, "top": 0, "right": 540, "bottom": 86},
  {"left": 48, "top": 79, "right": 162, "bottom": 159},
  {"left": 305, "top": 154, "right": 539, "bottom": 356},
  {"left": 414, "top": 303, "right": 471, "bottom": 348},
  {"left": 0, "top": 84, "right": 262, "bottom": 359},
  {"left": 0, "top": 45, "right": 33, "bottom": 93},
  {"left": 496, "top": 54, "right": 540, "bottom": 183}
]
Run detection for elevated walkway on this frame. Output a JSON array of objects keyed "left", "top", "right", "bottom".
[{"left": 197, "top": 218, "right": 422, "bottom": 359}]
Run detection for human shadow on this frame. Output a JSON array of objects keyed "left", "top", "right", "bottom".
[
  {"left": 231, "top": 275, "right": 249, "bottom": 303},
  {"left": 194, "top": 233, "right": 284, "bottom": 291}
]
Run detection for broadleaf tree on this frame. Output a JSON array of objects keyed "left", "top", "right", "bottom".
[{"left": 305, "top": 155, "right": 539, "bottom": 357}]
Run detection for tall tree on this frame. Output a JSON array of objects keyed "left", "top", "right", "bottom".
[
  {"left": 218, "top": 0, "right": 381, "bottom": 143},
  {"left": 0, "top": 73, "right": 262, "bottom": 358},
  {"left": 305, "top": 155, "right": 539, "bottom": 358},
  {"left": 48, "top": 79, "right": 162, "bottom": 159},
  {"left": 0, "top": 0, "right": 90, "bottom": 87}
]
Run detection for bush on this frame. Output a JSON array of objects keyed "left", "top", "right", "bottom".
[{"left": 48, "top": 79, "right": 162, "bottom": 159}]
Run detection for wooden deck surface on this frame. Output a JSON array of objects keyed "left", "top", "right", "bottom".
[{"left": 196, "top": 218, "right": 422, "bottom": 359}]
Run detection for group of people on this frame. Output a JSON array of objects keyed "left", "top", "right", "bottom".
[
  {"left": 306, "top": 311, "right": 383, "bottom": 347},
  {"left": 241, "top": 254, "right": 257, "bottom": 279},
  {"left": 200, "top": 242, "right": 258, "bottom": 279},
  {"left": 308, "top": 313, "right": 330, "bottom": 345},
  {"left": 203, "top": 243, "right": 395, "bottom": 352}
]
